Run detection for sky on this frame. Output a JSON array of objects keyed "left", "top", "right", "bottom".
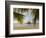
[{"left": 24, "top": 12, "right": 32, "bottom": 21}]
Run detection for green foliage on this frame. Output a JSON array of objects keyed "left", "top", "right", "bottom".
[
  {"left": 13, "top": 8, "right": 28, "bottom": 24},
  {"left": 32, "top": 9, "right": 39, "bottom": 19},
  {"left": 14, "top": 12, "right": 24, "bottom": 24}
]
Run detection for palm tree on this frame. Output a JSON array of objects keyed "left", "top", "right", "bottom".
[
  {"left": 31, "top": 9, "right": 39, "bottom": 25},
  {"left": 14, "top": 8, "right": 29, "bottom": 24}
]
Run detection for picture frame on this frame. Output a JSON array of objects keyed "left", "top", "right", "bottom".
[{"left": 5, "top": 1, "right": 45, "bottom": 37}]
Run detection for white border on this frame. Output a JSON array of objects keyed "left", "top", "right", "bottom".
[{"left": 10, "top": 5, "right": 43, "bottom": 35}]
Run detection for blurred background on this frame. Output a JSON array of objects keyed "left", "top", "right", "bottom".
[{"left": 13, "top": 8, "right": 39, "bottom": 30}]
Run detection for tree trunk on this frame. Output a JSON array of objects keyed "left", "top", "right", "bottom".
[{"left": 34, "top": 15, "right": 36, "bottom": 25}]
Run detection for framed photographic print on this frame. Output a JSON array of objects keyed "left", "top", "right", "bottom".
[{"left": 5, "top": 1, "right": 45, "bottom": 37}]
